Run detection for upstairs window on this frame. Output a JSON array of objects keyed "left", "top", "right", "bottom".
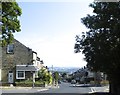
[{"left": 7, "top": 44, "right": 14, "bottom": 54}]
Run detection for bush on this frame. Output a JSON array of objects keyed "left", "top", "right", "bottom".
[
  {"left": 15, "top": 80, "right": 45, "bottom": 87},
  {"left": 101, "top": 80, "right": 109, "bottom": 86},
  {"left": 2, "top": 83, "right": 11, "bottom": 86}
]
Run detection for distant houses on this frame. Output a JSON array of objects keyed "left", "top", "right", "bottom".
[
  {"left": 70, "top": 67, "right": 107, "bottom": 85},
  {"left": 1, "top": 39, "right": 45, "bottom": 85}
]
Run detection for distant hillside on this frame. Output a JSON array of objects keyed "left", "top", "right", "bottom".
[{"left": 48, "top": 67, "right": 80, "bottom": 74}]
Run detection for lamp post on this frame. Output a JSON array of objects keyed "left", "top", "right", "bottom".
[
  {"left": 52, "top": 65, "right": 54, "bottom": 86},
  {"left": 32, "top": 71, "right": 35, "bottom": 88}
]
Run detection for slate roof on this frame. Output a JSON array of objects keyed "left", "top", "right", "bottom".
[{"left": 16, "top": 65, "right": 39, "bottom": 71}]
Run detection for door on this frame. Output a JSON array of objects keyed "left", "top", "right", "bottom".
[{"left": 8, "top": 71, "right": 13, "bottom": 83}]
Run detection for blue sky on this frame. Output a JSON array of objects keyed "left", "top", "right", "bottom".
[{"left": 15, "top": 0, "right": 94, "bottom": 68}]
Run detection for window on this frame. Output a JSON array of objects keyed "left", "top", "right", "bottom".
[
  {"left": 7, "top": 44, "right": 14, "bottom": 54},
  {"left": 16, "top": 71, "right": 25, "bottom": 79},
  {"left": 9, "top": 71, "right": 13, "bottom": 73}
]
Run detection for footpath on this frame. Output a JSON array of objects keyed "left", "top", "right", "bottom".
[
  {"left": 0, "top": 85, "right": 59, "bottom": 90},
  {"left": 70, "top": 84, "right": 109, "bottom": 93},
  {"left": 0, "top": 85, "right": 59, "bottom": 94}
]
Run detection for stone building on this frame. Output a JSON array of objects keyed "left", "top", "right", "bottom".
[{"left": 1, "top": 39, "right": 42, "bottom": 84}]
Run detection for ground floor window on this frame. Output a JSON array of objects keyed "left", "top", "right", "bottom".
[{"left": 16, "top": 71, "right": 25, "bottom": 79}]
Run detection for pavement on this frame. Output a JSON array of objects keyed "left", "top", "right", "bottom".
[
  {"left": 0, "top": 85, "right": 59, "bottom": 94},
  {"left": 70, "top": 84, "right": 109, "bottom": 93},
  {"left": 0, "top": 85, "right": 59, "bottom": 90}
]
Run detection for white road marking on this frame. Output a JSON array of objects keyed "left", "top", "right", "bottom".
[
  {"left": 37, "top": 88, "right": 49, "bottom": 92},
  {"left": 89, "top": 87, "right": 96, "bottom": 93}
]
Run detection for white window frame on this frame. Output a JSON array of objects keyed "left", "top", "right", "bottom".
[
  {"left": 7, "top": 44, "right": 14, "bottom": 54},
  {"left": 16, "top": 71, "right": 25, "bottom": 79}
]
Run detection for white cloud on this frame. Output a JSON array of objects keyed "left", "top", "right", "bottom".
[{"left": 17, "top": 30, "right": 87, "bottom": 68}]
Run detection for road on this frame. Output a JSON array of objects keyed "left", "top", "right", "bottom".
[
  {"left": 40, "top": 82, "right": 91, "bottom": 93},
  {"left": 1, "top": 82, "right": 109, "bottom": 95}
]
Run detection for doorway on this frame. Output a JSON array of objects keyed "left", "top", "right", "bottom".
[{"left": 8, "top": 71, "right": 13, "bottom": 83}]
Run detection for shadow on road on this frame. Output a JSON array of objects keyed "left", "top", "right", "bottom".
[{"left": 2, "top": 92, "right": 110, "bottom": 95}]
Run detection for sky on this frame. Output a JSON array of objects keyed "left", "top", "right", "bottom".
[{"left": 14, "top": 0, "right": 94, "bottom": 68}]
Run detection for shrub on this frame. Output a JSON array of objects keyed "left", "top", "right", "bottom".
[{"left": 15, "top": 80, "right": 45, "bottom": 87}]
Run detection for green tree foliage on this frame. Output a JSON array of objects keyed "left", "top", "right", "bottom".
[
  {"left": 61, "top": 72, "right": 67, "bottom": 79},
  {"left": 38, "top": 68, "right": 52, "bottom": 84},
  {"left": 74, "top": 2, "right": 120, "bottom": 94},
  {"left": 38, "top": 68, "right": 45, "bottom": 79},
  {"left": 53, "top": 71, "right": 59, "bottom": 82},
  {"left": 0, "top": 2, "right": 22, "bottom": 46}
]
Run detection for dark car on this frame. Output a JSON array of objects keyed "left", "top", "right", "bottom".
[{"left": 58, "top": 80, "right": 61, "bottom": 84}]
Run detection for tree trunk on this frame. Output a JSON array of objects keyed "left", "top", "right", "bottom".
[{"left": 109, "top": 79, "right": 120, "bottom": 95}]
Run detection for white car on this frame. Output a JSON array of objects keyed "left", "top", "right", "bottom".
[{"left": 71, "top": 80, "right": 76, "bottom": 84}]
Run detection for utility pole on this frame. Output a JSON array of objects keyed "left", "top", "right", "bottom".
[
  {"left": 32, "top": 71, "right": 35, "bottom": 88},
  {"left": 52, "top": 65, "right": 54, "bottom": 86},
  {"left": 52, "top": 65, "right": 53, "bottom": 74}
]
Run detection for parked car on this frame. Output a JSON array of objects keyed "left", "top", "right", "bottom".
[
  {"left": 58, "top": 80, "right": 61, "bottom": 84},
  {"left": 63, "top": 79, "right": 67, "bottom": 82},
  {"left": 71, "top": 80, "right": 76, "bottom": 84}
]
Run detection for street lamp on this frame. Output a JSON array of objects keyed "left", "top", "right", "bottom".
[
  {"left": 32, "top": 71, "right": 35, "bottom": 88},
  {"left": 51, "top": 65, "right": 54, "bottom": 86}
]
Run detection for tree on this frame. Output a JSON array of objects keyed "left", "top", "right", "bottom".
[
  {"left": 74, "top": 2, "right": 120, "bottom": 95},
  {"left": 38, "top": 68, "right": 52, "bottom": 84},
  {"left": 61, "top": 72, "right": 67, "bottom": 79},
  {"left": 0, "top": 2, "right": 22, "bottom": 46},
  {"left": 53, "top": 71, "right": 59, "bottom": 85}
]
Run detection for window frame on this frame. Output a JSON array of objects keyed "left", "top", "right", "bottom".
[
  {"left": 16, "top": 71, "right": 25, "bottom": 79},
  {"left": 6, "top": 44, "right": 14, "bottom": 54}
]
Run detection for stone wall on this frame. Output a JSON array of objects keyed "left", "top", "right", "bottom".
[{"left": 2, "top": 39, "right": 33, "bottom": 83}]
